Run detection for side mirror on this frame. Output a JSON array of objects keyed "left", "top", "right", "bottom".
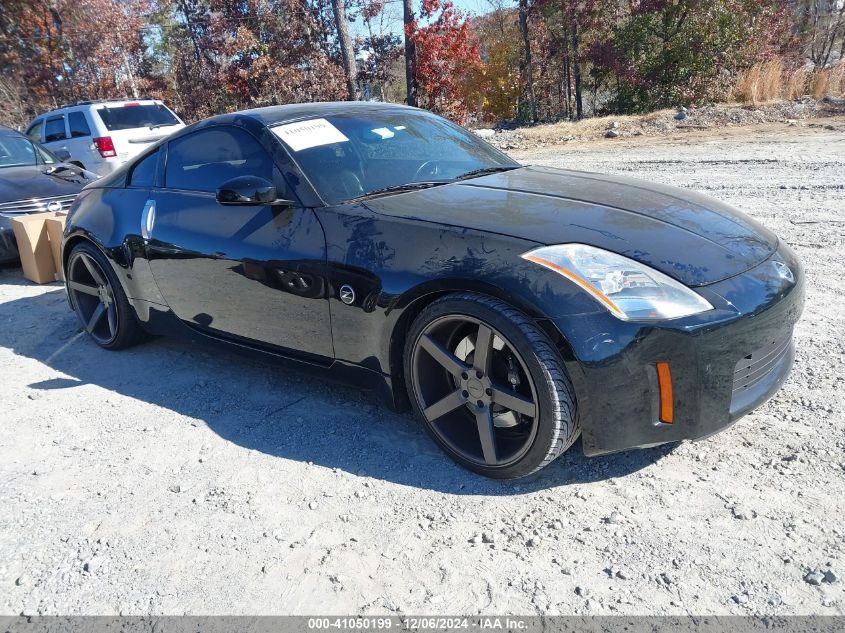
[
  {"left": 216, "top": 176, "right": 292, "bottom": 206},
  {"left": 54, "top": 149, "right": 71, "bottom": 162}
]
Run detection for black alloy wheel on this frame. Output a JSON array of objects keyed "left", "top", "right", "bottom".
[
  {"left": 66, "top": 242, "right": 145, "bottom": 350},
  {"left": 406, "top": 293, "right": 578, "bottom": 479}
]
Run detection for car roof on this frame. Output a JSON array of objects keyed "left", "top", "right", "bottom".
[
  {"left": 33, "top": 98, "right": 166, "bottom": 118},
  {"left": 208, "top": 101, "right": 423, "bottom": 128},
  {"left": 0, "top": 126, "right": 26, "bottom": 138}
]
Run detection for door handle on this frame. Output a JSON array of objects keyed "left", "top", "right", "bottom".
[{"left": 141, "top": 200, "right": 155, "bottom": 239}]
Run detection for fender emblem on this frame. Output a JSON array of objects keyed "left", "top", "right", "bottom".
[{"left": 339, "top": 285, "right": 355, "bottom": 305}]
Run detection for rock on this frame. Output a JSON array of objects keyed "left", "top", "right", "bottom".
[
  {"left": 168, "top": 484, "right": 181, "bottom": 493},
  {"left": 675, "top": 111, "right": 687, "bottom": 121},
  {"left": 616, "top": 569, "right": 630, "bottom": 580},
  {"left": 732, "top": 506, "right": 755, "bottom": 520},
  {"left": 732, "top": 594, "right": 748, "bottom": 604},
  {"left": 469, "top": 535, "right": 481, "bottom": 544},
  {"left": 605, "top": 129, "right": 619, "bottom": 139},
  {"left": 481, "top": 532, "right": 495, "bottom": 544},
  {"left": 526, "top": 537, "right": 540, "bottom": 547},
  {"left": 804, "top": 571, "right": 824, "bottom": 586},
  {"left": 83, "top": 557, "right": 103, "bottom": 574},
  {"left": 473, "top": 129, "right": 495, "bottom": 139},
  {"left": 823, "top": 569, "right": 838, "bottom": 584},
  {"left": 15, "top": 575, "right": 28, "bottom": 586},
  {"left": 609, "top": 121, "right": 619, "bottom": 129},
  {"left": 606, "top": 511, "right": 623, "bottom": 525},
  {"left": 308, "top": 501, "right": 318, "bottom": 510}
]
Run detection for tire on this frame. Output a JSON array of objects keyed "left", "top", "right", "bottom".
[
  {"left": 404, "top": 292, "right": 579, "bottom": 479},
  {"left": 66, "top": 241, "right": 146, "bottom": 350}
]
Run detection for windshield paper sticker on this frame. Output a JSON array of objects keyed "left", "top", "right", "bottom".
[{"left": 271, "top": 118, "right": 349, "bottom": 151}]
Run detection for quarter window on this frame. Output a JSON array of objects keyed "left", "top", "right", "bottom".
[
  {"left": 26, "top": 120, "right": 43, "bottom": 141},
  {"left": 68, "top": 112, "right": 91, "bottom": 138},
  {"left": 129, "top": 150, "right": 159, "bottom": 188},
  {"left": 165, "top": 127, "right": 274, "bottom": 193},
  {"left": 44, "top": 116, "right": 67, "bottom": 143}
]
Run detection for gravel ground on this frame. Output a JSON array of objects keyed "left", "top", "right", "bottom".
[{"left": 1, "top": 121, "right": 844, "bottom": 617}]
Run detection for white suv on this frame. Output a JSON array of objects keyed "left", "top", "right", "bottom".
[{"left": 25, "top": 99, "right": 185, "bottom": 176}]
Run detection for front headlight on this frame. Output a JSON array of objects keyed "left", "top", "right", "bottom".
[{"left": 522, "top": 244, "right": 713, "bottom": 321}]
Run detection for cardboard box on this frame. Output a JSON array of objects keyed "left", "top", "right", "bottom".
[
  {"left": 44, "top": 214, "right": 68, "bottom": 281},
  {"left": 11, "top": 212, "right": 59, "bottom": 284}
]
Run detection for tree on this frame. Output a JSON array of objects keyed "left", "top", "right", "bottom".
[
  {"left": 592, "top": 0, "right": 793, "bottom": 112},
  {"left": 357, "top": 1, "right": 403, "bottom": 101},
  {"left": 403, "top": 0, "right": 418, "bottom": 106},
  {"left": 331, "top": 0, "right": 359, "bottom": 99},
  {"left": 409, "top": 0, "right": 483, "bottom": 122},
  {"left": 0, "top": 0, "right": 152, "bottom": 116},
  {"left": 799, "top": 1, "right": 845, "bottom": 67},
  {"left": 471, "top": 5, "right": 522, "bottom": 120},
  {"left": 516, "top": 0, "right": 538, "bottom": 122},
  {"left": 150, "top": 0, "right": 346, "bottom": 120}
]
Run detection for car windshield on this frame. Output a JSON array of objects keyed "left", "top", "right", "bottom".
[
  {"left": 96, "top": 104, "right": 180, "bottom": 131},
  {"left": 0, "top": 135, "right": 56, "bottom": 168},
  {"left": 271, "top": 111, "right": 519, "bottom": 205}
]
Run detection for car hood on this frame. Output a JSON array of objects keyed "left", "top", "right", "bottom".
[
  {"left": 362, "top": 166, "right": 779, "bottom": 287},
  {"left": 0, "top": 164, "right": 95, "bottom": 204}
]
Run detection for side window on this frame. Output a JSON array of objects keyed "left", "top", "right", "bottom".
[
  {"left": 165, "top": 127, "right": 273, "bottom": 193},
  {"left": 68, "top": 112, "right": 91, "bottom": 138},
  {"left": 128, "top": 150, "right": 159, "bottom": 188},
  {"left": 44, "top": 116, "right": 67, "bottom": 143},
  {"left": 26, "top": 120, "right": 43, "bottom": 141}
]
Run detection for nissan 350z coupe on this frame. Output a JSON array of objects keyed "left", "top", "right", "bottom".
[{"left": 61, "top": 102, "right": 804, "bottom": 478}]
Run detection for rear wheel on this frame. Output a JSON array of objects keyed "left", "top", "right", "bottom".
[
  {"left": 405, "top": 293, "right": 578, "bottom": 479},
  {"left": 66, "top": 242, "right": 145, "bottom": 350}
]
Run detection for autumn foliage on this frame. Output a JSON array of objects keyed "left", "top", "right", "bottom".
[
  {"left": 406, "top": 0, "right": 483, "bottom": 123},
  {"left": 0, "top": 0, "right": 840, "bottom": 129}
]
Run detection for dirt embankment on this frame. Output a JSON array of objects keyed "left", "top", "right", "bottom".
[{"left": 478, "top": 98, "right": 845, "bottom": 151}]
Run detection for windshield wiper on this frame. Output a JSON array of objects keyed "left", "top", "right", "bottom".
[
  {"left": 346, "top": 181, "right": 449, "bottom": 203},
  {"left": 454, "top": 165, "right": 519, "bottom": 181},
  {"left": 148, "top": 123, "right": 175, "bottom": 130}
]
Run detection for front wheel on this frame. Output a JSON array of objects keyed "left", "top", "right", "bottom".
[{"left": 404, "top": 293, "right": 579, "bottom": 479}]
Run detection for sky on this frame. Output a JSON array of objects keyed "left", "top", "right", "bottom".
[{"left": 350, "top": 0, "right": 502, "bottom": 38}]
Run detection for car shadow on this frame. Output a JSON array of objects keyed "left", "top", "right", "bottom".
[{"left": 1, "top": 285, "right": 676, "bottom": 495}]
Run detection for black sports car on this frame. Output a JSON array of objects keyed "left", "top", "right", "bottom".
[
  {"left": 61, "top": 102, "right": 804, "bottom": 478},
  {"left": 0, "top": 126, "right": 97, "bottom": 263}
]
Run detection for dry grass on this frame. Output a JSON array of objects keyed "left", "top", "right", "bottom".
[
  {"left": 811, "top": 70, "right": 830, "bottom": 99},
  {"left": 733, "top": 59, "right": 845, "bottom": 104},
  {"left": 518, "top": 110, "right": 674, "bottom": 141},
  {"left": 733, "top": 60, "right": 785, "bottom": 103},
  {"left": 827, "top": 61, "right": 845, "bottom": 97},
  {"left": 785, "top": 66, "right": 810, "bottom": 100}
]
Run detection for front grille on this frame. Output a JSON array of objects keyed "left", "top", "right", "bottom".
[
  {"left": 0, "top": 194, "right": 77, "bottom": 216},
  {"left": 733, "top": 334, "right": 792, "bottom": 395}
]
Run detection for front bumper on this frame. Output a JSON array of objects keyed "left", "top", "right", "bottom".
[
  {"left": 0, "top": 218, "right": 19, "bottom": 264},
  {"left": 554, "top": 243, "right": 805, "bottom": 456}
]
